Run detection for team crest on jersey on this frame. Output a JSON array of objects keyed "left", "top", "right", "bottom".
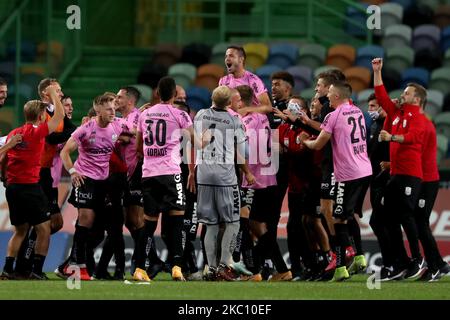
[
  {"left": 112, "top": 134, "right": 118, "bottom": 142},
  {"left": 88, "top": 134, "right": 96, "bottom": 144}
]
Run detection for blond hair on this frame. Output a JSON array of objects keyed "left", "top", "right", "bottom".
[
  {"left": 24, "top": 100, "right": 47, "bottom": 122},
  {"left": 212, "top": 86, "right": 232, "bottom": 109}
]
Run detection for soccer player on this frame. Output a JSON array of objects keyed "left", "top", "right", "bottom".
[
  {"left": 60, "top": 93, "right": 128, "bottom": 280},
  {"left": 303, "top": 82, "right": 372, "bottom": 281},
  {"left": 219, "top": 45, "right": 272, "bottom": 114},
  {"left": 416, "top": 104, "right": 450, "bottom": 281},
  {"left": 195, "top": 85, "right": 255, "bottom": 281},
  {"left": 1, "top": 85, "right": 65, "bottom": 280},
  {"left": 372, "top": 57, "right": 428, "bottom": 280},
  {"left": 238, "top": 84, "right": 290, "bottom": 281},
  {"left": 135, "top": 76, "right": 195, "bottom": 282}
]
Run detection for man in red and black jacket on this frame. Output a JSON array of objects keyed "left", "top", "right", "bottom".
[
  {"left": 372, "top": 58, "right": 427, "bottom": 281},
  {"left": 415, "top": 112, "right": 450, "bottom": 281}
]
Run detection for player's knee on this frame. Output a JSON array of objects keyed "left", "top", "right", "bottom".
[{"left": 50, "top": 214, "right": 63, "bottom": 234}]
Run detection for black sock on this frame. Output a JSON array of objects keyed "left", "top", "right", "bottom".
[
  {"left": 32, "top": 254, "right": 46, "bottom": 274},
  {"left": 168, "top": 215, "right": 184, "bottom": 267},
  {"left": 144, "top": 220, "right": 160, "bottom": 265},
  {"left": 96, "top": 235, "right": 113, "bottom": 274},
  {"left": 233, "top": 217, "right": 249, "bottom": 262},
  {"left": 15, "top": 228, "right": 36, "bottom": 273},
  {"left": 334, "top": 223, "right": 351, "bottom": 268},
  {"left": 73, "top": 225, "right": 90, "bottom": 265},
  {"left": 183, "top": 241, "right": 198, "bottom": 273},
  {"left": 4, "top": 257, "right": 15, "bottom": 274},
  {"left": 348, "top": 218, "right": 363, "bottom": 255},
  {"left": 329, "top": 235, "right": 337, "bottom": 253},
  {"left": 200, "top": 224, "right": 208, "bottom": 266},
  {"left": 255, "top": 232, "right": 274, "bottom": 273}
]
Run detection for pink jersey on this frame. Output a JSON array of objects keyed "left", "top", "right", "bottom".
[
  {"left": 241, "top": 113, "right": 277, "bottom": 189},
  {"left": 120, "top": 108, "right": 140, "bottom": 179},
  {"left": 138, "top": 103, "right": 192, "bottom": 178},
  {"left": 219, "top": 70, "right": 267, "bottom": 106},
  {"left": 72, "top": 118, "right": 126, "bottom": 180},
  {"left": 321, "top": 102, "right": 372, "bottom": 182}
]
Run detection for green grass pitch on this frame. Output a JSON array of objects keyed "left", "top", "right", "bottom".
[{"left": 0, "top": 274, "right": 449, "bottom": 300}]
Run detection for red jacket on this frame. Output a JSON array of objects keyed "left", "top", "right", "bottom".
[
  {"left": 422, "top": 118, "right": 439, "bottom": 182},
  {"left": 375, "top": 84, "right": 426, "bottom": 179}
]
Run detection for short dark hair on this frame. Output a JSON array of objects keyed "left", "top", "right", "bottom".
[
  {"left": 331, "top": 81, "right": 352, "bottom": 99},
  {"left": 122, "top": 86, "right": 141, "bottom": 104},
  {"left": 61, "top": 95, "right": 71, "bottom": 103},
  {"left": 157, "top": 76, "right": 176, "bottom": 102},
  {"left": 316, "top": 72, "right": 338, "bottom": 87},
  {"left": 38, "top": 78, "right": 58, "bottom": 99},
  {"left": 327, "top": 69, "right": 346, "bottom": 82},
  {"left": 0, "top": 77, "right": 7, "bottom": 86},
  {"left": 227, "top": 45, "right": 246, "bottom": 61},
  {"left": 236, "top": 85, "right": 253, "bottom": 106},
  {"left": 271, "top": 71, "right": 295, "bottom": 88},
  {"left": 407, "top": 82, "right": 427, "bottom": 108},
  {"left": 367, "top": 93, "right": 377, "bottom": 103}
]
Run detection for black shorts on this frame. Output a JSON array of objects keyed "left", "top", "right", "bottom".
[
  {"left": 68, "top": 177, "right": 108, "bottom": 210},
  {"left": 333, "top": 176, "right": 370, "bottom": 220},
  {"left": 288, "top": 188, "right": 321, "bottom": 218},
  {"left": 245, "top": 186, "right": 279, "bottom": 223},
  {"left": 6, "top": 184, "right": 50, "bottom": 226},
  {"left": 353, "top": 176, "right": 371, "bottom": 217},
  {"left": 321, "top": 171, "right": 336, "bottom": 200},
  {"left": 39, "top": 167, "right": 60, "bottom": 215},
  {"left": 124, "top": 162, "right": 143, "bottom": 207},
  {"left": 142, "top": 173, "right": 186, "bottom": 216}
]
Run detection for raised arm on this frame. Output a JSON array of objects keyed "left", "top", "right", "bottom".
[
  {"left": 372, "top": 58, "right": 396, "bottom": 116},
  {"left": 60, "top": 137, "right": 84, "bottom": 187},
  {"left": 45, "top": 85, "right": 65, "bottom": 134}
]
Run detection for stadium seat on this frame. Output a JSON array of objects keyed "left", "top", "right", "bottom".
[
  {"left": 267, "top": 43, "right": 298, "bottom": 69},
  {"left": 391, "top": 0, "right": 414, "bottom": 10},
  {"left": 243, "top": 43, "right": 269, "bottom": 70},
  {"left": 437, "top": 134, "right": 449, "bottom": 164},
  {"left": 376, "top": 3, "right": 404, "bottom": 35},
  {"left": 355, "top": 45, "right": 384, "bottom": 69},
  {"left": 441, "top": 26, "right": 450, "bottom": 53},
  {"left": 20, "top": 64, "right": 46, "bottom": 76},
  {"left": 180, "top": 43, "right": 212, "bottom": 68},
  {"left": 343, "top": 66, "right": 372, "bottom": 93},
  {"left": 357, "top": 88, "right": 375, "bottom": 111},
  {"left": 152, "top": 43, "right": 181, "bottom": 68},
  {"left": 130, "top": 84, "right": 152, "bottom": 107},
  {"left": 389, "top": 89, "right": 404, "bottom": 100},
  {"left": 434, "top": 5, "right": 450, "bottom": 29},
  {"left": 444, "top": 48, "right": 450, "bottom": 67},
  {"left": 211, "top": 42, "right": 230, "bottom": 65},
  {"left": 425, "top": 89, "right": 444, "bottom": 118},
  {"left": 381, "top": 24, "right": 412, "bottom": 49},
  {"left": 412, "top": 24, "right": 441, "bottom": 52},
  {"left": 414, "top": 48, "right": 442, "bottom": 71},
  {"left": 21, "top": 73, "right": 42, "bottom": 92},
  {"left": 0, "top": 61, "right": 14, "bottom": 83},
  {"left": 168, "top": 63, "right": 197, "bottom": 90},
  {"left": 299, "top": 87, "right": 316, "bottom": 100},
  {"left": 401, "top": 67, "right": 429, "bottom": 88},
  {"left": 297, "top": 43, "right": 327, "bottom": 70},
  {"left": 6, "top": 40, "right": 37, "bottom": 62},
  {"left": 385, "top": 46, "right": 414, "bottom": 74},
  {"left": 37, "top": 41, "right": 64, "bottom": 63},
  {"left": 435, "top": 112, "right": 450, "bottom": 138},
  {"left": 286, "top": 65, "right": 313, "bottom": 94},
  {"left": 403, "top": 3, "right": 434, "bottom": 28},
  {"left": 326, "top": 44, "right": 356, "bottom": 70},
  {"left": 313, "top": 65, "right": 340, "bottom": 78},
  {"left": 381, "top": 68, "right": 402, "bottom": 92},
  {"left": 8, "top": 83, "right": 33, "bottom": 105},
  {"left": 444, "top": 92, "right": 450, "bottom": 112},
  {"left": 255, "top": 64, "right": 282, "bottom": 93},
  {"left": 186, "top": 86, "right": 212, "bottom": 111},
  {"left": 345, "top": 4, "right": 369, "bottom": 37},
  {"left": 429, "top": 67, "right": 450, "bottom": 94},
  {"left": 195, "top": 63, "right": 225, "bottom": 92},
  {"left": 137, "top": 63, "right": 168, "bottom": 89}
]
